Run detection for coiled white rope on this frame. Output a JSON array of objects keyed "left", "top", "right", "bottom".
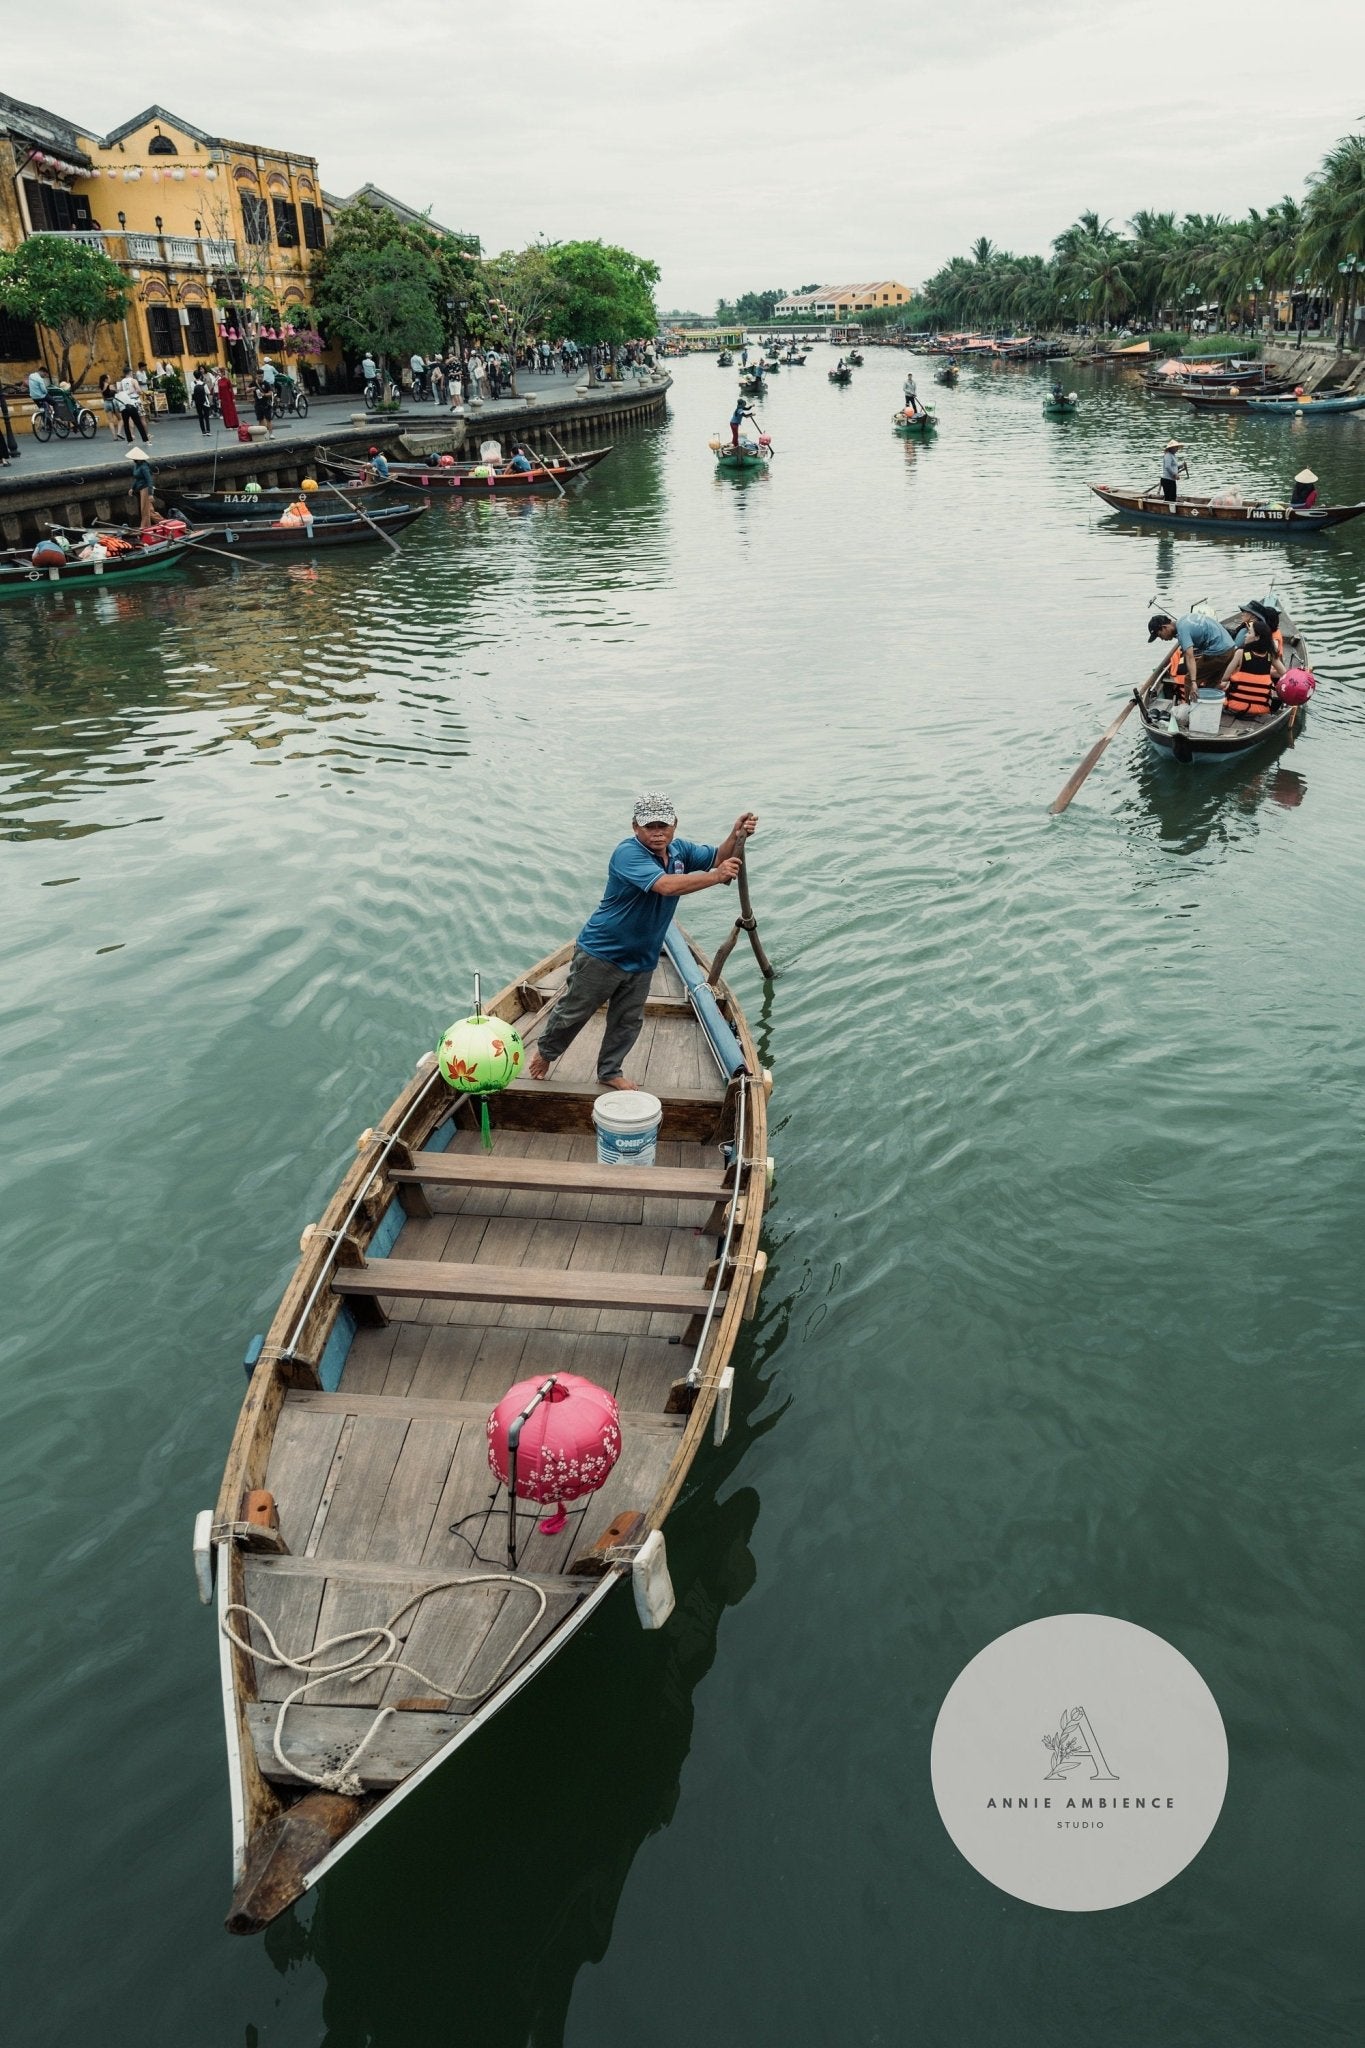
[{"left": 223, "top": 1574, "right": 548, "bottom": 1796}]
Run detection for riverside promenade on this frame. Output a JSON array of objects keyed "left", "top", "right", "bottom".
[{"left": 0, "top": 365, "right": 671, "bottom": 541}]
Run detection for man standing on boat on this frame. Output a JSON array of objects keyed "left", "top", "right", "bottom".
[
  {"left": 527, "top": 796, "right": 756, "bottom": 1090},
  {"left": 730, "top": 398, "right": 756, "bottom": 448}
]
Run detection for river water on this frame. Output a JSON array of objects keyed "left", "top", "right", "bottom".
[{"left": 3, "top": 352, "right": 1363, "bottom": 2046}]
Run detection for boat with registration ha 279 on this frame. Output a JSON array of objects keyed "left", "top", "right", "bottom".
[{"left": 199, "top": 925, "right": 772, "bottom": 1934}]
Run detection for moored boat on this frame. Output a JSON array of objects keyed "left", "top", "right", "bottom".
[
  {"left": 0, "top": 528, "right": 194, "bottom": 596},
  {"left": 1138, "top": 607, "right": 1311, "bottom": 762},
  {"left": 1245, "top": 391, "right": 1365, "bottom": 416},
  {"left": 205, "top": 928, "right": 770, "bottom": 1933},
  {"left": 174, "top": 483, "right": 395, "bottom": 522},
  {"left": 178, "top": 503, "right": 427, "bottom": 550},
  {"left": 322, "top": 447, "right": 611, "bottom": 494},
  {"left": 1089, "top": 482, "right": 1365, "bottom": 535}
]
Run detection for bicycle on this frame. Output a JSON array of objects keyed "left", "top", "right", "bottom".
[
  {"left": 31, "top": 395, "right": 97, "bottom": 443},
  {"left": 272, "top": 379, "right": 309, "bottom": 420},
  {"left": 363, "top": 376, "right": 401, "bottom": 408}
]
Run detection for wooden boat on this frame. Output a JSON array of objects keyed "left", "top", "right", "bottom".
[
  {"left": 1089, "top": 482, "right": 1365, "bottom": 535},
  {"left": 737, "top": 375, "right": 766, "bottom": 396},
  {"left": 716, "top": 352, "right": 734, "bottom": 366},
  {"left": 1181, "top": 384, "right": 1294, "bottom": 411},
  {"left": 174, "top": 484, "right": 394, "bottom": 522},
  {"left": 1043, "top": 394, "right": 1080, "bottom": 415},
  {"left": 782, "top": 352, "right": 807, "bottom": 365},
  {"left": 712, "top": 437, "right": 771, "bottom": 473},
  {"left": 828, "top": 366, "right": 852, "bottom": 385},
  {"left": 180, "top": 504, "right": 428, "bottom": 550},
  {"left": 323, "top": 448, "right": 611, "bottom": 494},
  {"left": 934, "top": 366, "right": 959, "bottom": 386},
  {"left": 1245, "top": 391, "right": 1365, "bottom": 416},
  {"left": 893, "top": 404, "right": 937, "bottom": 435},
  {"left": 846, "top": 351, "right": 864, "bottom": 367},
  {"left": 1137, "top": 608, "right": 1309, "bottom": 762},
  {"left": 205, "top": 928, "right": 770, "bottom": 1933},
  {"left": 0, "top": 530, "right": 193, "bottom": 595}
]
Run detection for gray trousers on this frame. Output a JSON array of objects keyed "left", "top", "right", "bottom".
[{"left": 536, "top": 947, "right": 651, "bottom": 1082}]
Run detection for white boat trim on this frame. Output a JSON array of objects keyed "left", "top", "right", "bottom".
[{"left": 217, "top": 1546, "right": 249, "bottom": 1881}]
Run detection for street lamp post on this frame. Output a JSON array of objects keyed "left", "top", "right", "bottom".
[{"left": 1338, "top": 255, "right": 1359, "bottom": 350}]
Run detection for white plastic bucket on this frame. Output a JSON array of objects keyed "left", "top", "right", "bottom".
[{"left": 592, "top": 1090, "right": 662, "bottom": 1167}]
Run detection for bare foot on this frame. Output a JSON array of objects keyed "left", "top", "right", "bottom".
[
  {"left": 527, "top": 1051, "right": 551, "bottom": 1080},
  {"left": 599, "top": 1075, "right": 639, "bottom": 1091}
]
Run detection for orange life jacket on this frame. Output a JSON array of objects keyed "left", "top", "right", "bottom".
[{"left": 1223, "top": 647, "right": 1275, "bottom": 717}]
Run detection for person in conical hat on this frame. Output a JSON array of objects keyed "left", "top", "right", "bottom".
[
  {"left": 1290, "top": 468, "right": 1318, "bottom": 510},
  {"left": 1160, "top": 439, "right": 1187, "bottom": 502}
]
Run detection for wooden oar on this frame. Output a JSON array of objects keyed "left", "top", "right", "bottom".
[
  {"left": 48, "top": 517, "right": 272, "bottom": 572},
  {"left": 521, "top": 444, "right": 567, "bottom": 498},
  {"left": 1049, "top": 653, "right": 1169, "bottom": 815},
  {"left": 324, "top": 482, "right": 400, "bottom": 554},
  {"left": 706, "top": 827, "right": 776, "bottom": 986}
]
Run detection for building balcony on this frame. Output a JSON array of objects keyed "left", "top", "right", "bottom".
[{"left": 29, "top": 228, "right": 240, "bottom": 269}]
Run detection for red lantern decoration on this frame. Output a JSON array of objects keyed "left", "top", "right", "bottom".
[{"left": 488, "top": 1373, "right": 620, "bottom": 1536}]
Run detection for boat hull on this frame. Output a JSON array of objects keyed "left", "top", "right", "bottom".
[
  {"left": 1246, "top": 393, "right": 1365, "bottom": 415},
  {"left": 0, "top": 538, "right": 192, "bottom": 594},
  {"left": 1089, "top": 484, "right": 1364, "bottom": 536},
  {"left": 1137, "top": 609, "right": 1309, "bottom": 763},
  {"left": 184, "top": 505, "right": 426, "bottom": 549}
]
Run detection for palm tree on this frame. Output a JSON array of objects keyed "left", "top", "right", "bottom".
[{"left": 1302, "top": 133, "right": 1365, "bottom": 345}]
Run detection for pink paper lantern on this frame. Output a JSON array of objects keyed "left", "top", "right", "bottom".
[{"left": 487, "top": 1373, "right": 621, "bottom": 1535}]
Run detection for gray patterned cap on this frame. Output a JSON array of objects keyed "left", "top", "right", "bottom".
[{"left": 633, "top": 792, "right": 676, "bottom": 826}]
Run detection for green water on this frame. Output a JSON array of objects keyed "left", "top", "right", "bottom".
[{"left": 3, "top": 355, "right": 1363, "bottom": 2046}]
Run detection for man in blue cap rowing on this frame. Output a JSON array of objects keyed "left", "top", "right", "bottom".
[{"left": 527, "top": 795, "right": 756, "bottom": 1089}]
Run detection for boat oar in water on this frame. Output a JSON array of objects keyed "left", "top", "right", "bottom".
[
  {"left": 324, "top": 482, "right": 400, "bottom": 553},
  {"left": 706, "top": 826, "right": 776, "bottom": 986},
  {"left": 1050, "top": 652, "right": 1171, "bottom": 815}
]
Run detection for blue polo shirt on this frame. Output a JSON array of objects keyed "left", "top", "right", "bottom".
[
  {"left": 577, "top": 834, "right": 717, "bottom": 975},
  {"left": 1176, "top": 615, "right": 1243, "bottom": 659}
]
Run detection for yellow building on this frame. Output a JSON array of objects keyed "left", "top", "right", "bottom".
[
  {"left": 1, "top": 93, "right": 331, "bottom": 387},
  {"left": 773, "top": 282, "right": 914, "bottom": 318}
]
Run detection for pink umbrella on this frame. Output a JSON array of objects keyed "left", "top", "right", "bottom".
[{"left": 488, "top": 1373, "right": 620, "bottom": 1545}]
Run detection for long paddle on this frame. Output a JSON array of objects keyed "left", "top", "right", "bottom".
[
  {"left": 521, "top": 443, "right": 566, "bottom": 498},
  {"left": 48, "top": 517, "right": 273, "bottom": 573},
  {"left": 706, "top": 825, "right": 776, "bottom": 986},
  {"left": 1049, "top": 652, "right": 1170, "bottom": 815},
  {"left": 324, "top": 481, "right": 400, "bottom": 554}
]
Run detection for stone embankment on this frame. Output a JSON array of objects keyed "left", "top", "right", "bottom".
[{"left": 0, "top": 372, "right": 671, "bottom": 544}]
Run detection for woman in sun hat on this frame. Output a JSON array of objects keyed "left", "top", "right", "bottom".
[
  {"left": 124, "top": 444, "right": 156, "bottom": 529},
  {"left": 1290, "top": 468, "right": 1318, "bottom": 510},
  {"left": 527, "top": 796, "right": 757, "bottom": 1090}
]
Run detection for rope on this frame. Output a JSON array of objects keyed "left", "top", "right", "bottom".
[{"left": 222, "top": 1574, "right": 548, "bottom": 1796}]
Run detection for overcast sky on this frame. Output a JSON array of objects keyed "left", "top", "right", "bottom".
[{"left": 9, "top": 1, "right": 1364, "bottom": 311}]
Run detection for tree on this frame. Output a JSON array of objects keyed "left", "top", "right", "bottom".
[
  {"left": 545, "top": 239, "right": 659, "bottom": 344},
  {"left": 311, "top": 199, "right": 484, "bottom": 354},
  {"left": 311, "top": 242, "right": 443, "bottom": 388},
  {"left": 716, "top": 287, "right": 787, "bottom": 324},
  {"left": 479, "top": 244, "right": 561, "bottom": 392},
  {"left": 0, "top": 238, "right": 128, "bottom": 384}
]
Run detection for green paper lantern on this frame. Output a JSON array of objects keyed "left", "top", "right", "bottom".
[{"left": 436, "top": 1015, "right": 525, "bottom": 1095}]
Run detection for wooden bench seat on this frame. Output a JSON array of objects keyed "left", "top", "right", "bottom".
[
  {"left": 283, "top": 1388, "right": 686, "bottom": 1432},
  {"left": 492, "top": 1075, "right": 728, "bottom": 1140},
  {"left": 390, "top": 1154, "right": 732, "bottom": 1202},
  {"left": 332, "top": 1258, "right": 718, "bottom": 1315}
]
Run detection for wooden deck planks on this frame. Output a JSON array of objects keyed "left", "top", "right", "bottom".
[
  {"left": 241, "top": 1566, "right": 326, "bottom": 1704},
  {"left": 265, "top": 1406, "right": 346, "bottom": 1556},
  {"left": 247, "top": 1703, "right": 463, "bottom": 1790},
  {"left": 312, "top": 1415, "right": 410, "bottom": 1561}
]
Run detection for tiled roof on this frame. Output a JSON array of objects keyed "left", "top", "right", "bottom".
[{"left": 0, "top": 90, "right": 94, "bottom": 167}]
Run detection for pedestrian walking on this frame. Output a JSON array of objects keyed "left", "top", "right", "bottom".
[
  {"left": 98, "top": 373, "right": 121, "bottom": 439},
  {"left": 191, "top": 368, "right": 213, "bottom": 434},
  {"left": 116, "top": 369, "right": 150, "bottom": 442}
]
